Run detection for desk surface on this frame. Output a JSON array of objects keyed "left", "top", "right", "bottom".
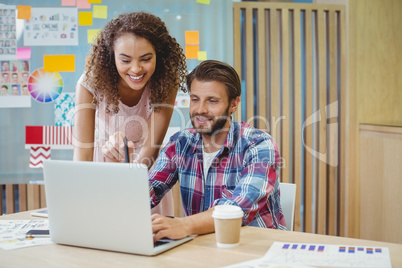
[{"left": 1, "top": 211, "right": 401, "bottom": 268}]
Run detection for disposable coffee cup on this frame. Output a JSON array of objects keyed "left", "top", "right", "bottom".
[{"left": 212, "top": 205, "right": 243, "bottom": 248}]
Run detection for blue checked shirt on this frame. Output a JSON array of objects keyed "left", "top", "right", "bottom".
[{"left": 149, "top": 118, "right": 287, "bottom": 229}]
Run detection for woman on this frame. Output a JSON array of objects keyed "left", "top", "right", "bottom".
[{"left": 73, "top": 12, "right": 187, "bottom": 215}]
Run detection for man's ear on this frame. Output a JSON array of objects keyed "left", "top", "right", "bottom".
[{"left": 229, "top": 96, "right": 241, "bottom": 113}]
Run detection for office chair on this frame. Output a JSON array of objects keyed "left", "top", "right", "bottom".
[{"left": 279, "top": 182, "right": 296, "bottom": 231}]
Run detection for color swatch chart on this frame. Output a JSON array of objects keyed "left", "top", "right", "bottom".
[{"left": 263, "top": 242, "right": 392, "bottom": 268}]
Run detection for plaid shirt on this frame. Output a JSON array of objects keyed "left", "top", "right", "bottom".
[{"left": 149, "top": 118, "right": 287, "bottom": 229}]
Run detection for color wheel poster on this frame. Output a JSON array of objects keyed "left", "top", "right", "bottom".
[
  {"left": 24, "top": 8, "right": 78, "bottom": 46},
  {"left": 28, "top": 68, "right": 63, "bottom": 103}
]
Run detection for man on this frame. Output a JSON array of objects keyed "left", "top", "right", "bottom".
[{"left": 150, "top": 60, "right": 286, "bottom": 242}]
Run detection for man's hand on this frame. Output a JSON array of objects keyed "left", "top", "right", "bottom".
[
  {"left": 151, "top": 208, "right": 216, "bottom": 242},
  {"left": 151, "top": 214, "right": 191, "bottom": 242}
]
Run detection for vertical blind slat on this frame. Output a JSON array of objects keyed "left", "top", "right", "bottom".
[
  {"left": 339, "top": 9, "right": 347, "bottom": 237},
  {"left": 281, "top": 9, "right": 291, "bottom": 184},
  {"left": 305, "top": 9, "right": 315, "bottom": 234},
  {"left": 293, "top": 9, "right": 303, "bottom": 232},
  {"left": 234, "top": 6, "right": 242, "bottom": 122},
  {"left": 258, "top": 7, "right": 267, "bottom": 132},
  {"left": 246, "top": 8, "right": 254, "bottom": 126},
  {"left": 18, "top": 184, "right": 28, "bottom": 212},
  {"left": 271, "top": 9, "right": 281, "bottom": 146},
  {"left": 6, "top": 185, "right": 15, "bottom": 214},
  {"left": 328, "top": 10, "right": 338, "bottom": 236},
  {"left": 317, "top": 9, "right": 328, "bottom": 235}
]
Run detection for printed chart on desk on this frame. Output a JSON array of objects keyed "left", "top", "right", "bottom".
[
  {"left": 28, "top": 68, "right": 63, "bottom": 103},
  {"left": 264, "top": 242, "right": 392, "bottom": 268}
]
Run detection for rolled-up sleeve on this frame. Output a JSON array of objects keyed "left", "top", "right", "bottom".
[{"left": 149, "top": 137, "right": 179, "bottom": 208}]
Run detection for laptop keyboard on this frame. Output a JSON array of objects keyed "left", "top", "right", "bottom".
[{"left": 154, "top": 239, "right": 173, "bottom": 248}]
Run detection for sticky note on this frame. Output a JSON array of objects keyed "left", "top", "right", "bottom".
[
  {"left": 61, "top": 0, "right": 76, "bottom": 6},
  {"left": 77, "top": 0, "right": 91, "bottom": 9},
  {"left": 185, "top": 31, "right": 199, "bottom": 45},
  {"left": 93, "top": 5, "right": 107, "bottom": 19},
  {"left": 16, "top": 47, "right": 32, "bottom": 60},
  {"left": 197, "top": 0, "right": 210, "bottom": 4},
  {"left": 79, "top": 12, "right": 93, "bottom": 26},
  {"left": 88, "top": 0, "right": 102, "bottom": 3},
  {"left": 185, "top": 45, "right": 199, "bottom": 59},
  {"left": 87, "top": 29, "right": 101, "bottom": 44},
  {"left": 197, "top": 51, "right": 207, "bottom": 61},
  {"left": 17, "top": 5, "right": 32, "bottom": 20},
  {"left": 44, "top": 55, "right": 75, "bottom": 72}
]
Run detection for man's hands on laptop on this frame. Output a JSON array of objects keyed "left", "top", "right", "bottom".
[
  {"left": 151, "top": 208, "right": 216, "bottom": 242},
  {"left": 151, "top": 214, "right": 190, "bottom": 242}
]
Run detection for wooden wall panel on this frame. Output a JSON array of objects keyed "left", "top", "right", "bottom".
[
  {"left": 355, "top": 0, "right": 402, "bottom": 126},
  {"left": 347, "top": 0, "right": 402, "bottom": 239},
  {"left": 359, "top": 125, "right": 402, "bottom": 243}
]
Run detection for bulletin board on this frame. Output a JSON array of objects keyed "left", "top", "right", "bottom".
[{"left": 0, "top": 0, "right": 234, "bottom": 182}]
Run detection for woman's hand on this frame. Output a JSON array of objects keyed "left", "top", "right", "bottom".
[{"left": 102, "top": 132, "right": 133, "bottom": 162}]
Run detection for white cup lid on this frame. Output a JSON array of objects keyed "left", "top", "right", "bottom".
[{"left": 212, "top": 205, "right": 244, "bottom": 219}]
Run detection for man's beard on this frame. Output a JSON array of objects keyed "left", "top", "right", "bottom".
[{"left": 190, "top": 106, "right": 230, "bottom": 136}]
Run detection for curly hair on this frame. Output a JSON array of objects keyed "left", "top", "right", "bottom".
[{"left": 84, "top": 12, "right": 187, "bottom": 113}]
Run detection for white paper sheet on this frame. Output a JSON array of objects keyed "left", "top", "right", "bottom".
[
  {"left": 225, "top": 241, "right": 392, "bottom": 268},
  {"left": 0, "top": 220, "right": 52, "bottom": 250}
]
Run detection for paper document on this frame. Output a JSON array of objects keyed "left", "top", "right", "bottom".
[
  {"left": 0, "top": 220, "right": 52, "bottom": 250},
  {"left": 225, "top": 241, "right": 392, "bottom": 268}
]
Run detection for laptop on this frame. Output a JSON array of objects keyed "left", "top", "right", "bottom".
[{"left": 43, "top": 160, "right": 193, "bottom": 255}]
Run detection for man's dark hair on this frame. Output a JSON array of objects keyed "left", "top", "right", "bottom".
[{"left": 186, "top": 60, "right": 241, "bottom": 102}]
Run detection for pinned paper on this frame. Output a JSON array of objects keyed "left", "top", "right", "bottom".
[
  {"left": 54, "top": 93, "right": 75, "bottom": 127},
  {"left": 185, "top": 45, "right": 199, "bottom": 59},
  {"left": 77, "top": 0, "right": 91, "bottom": 9},
  {"left": 26, "top": 126, "right": 43, "bottom": 144},
  {"left": 44, "top": 55, "right": 75, "bottom": 72},
  {"left": 197, "top": 0, "right": 211, "bottom": 4},
  {"left": 25, "top": 125, "right": 73, "bottom": 148},
  {"left": 88, "top": 0, "right": 102, "bottom": 3},
  {"left": 16, "top": 47, "right": 32, "bottom": 60},
  {"left": 17, "top": 5, "right": 32, "bottom": 20},
  {"left": 87, "top": 29, "right": 101, "bottom": 44},
  {"left": 29, "top": 147, "right": 51, "bottom": 168},
  {"left": 61, "top": 0, "right": 76, "bottom": 6},
  {"left": 185, "top": 31, "right": 199, "bottom": 45},
  {"left": 79, "top": 12, "right": 93, "bottom": 25},
  {"left": 197, "top": 51, "right": 207, "bottom": 61},
  {"left": 93, "top": 5, "right": 107, "bottom": 19}
]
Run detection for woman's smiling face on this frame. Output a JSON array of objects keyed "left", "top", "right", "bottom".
[{"left": 114, "top": 33, "right": 156, "bottom": 92}]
